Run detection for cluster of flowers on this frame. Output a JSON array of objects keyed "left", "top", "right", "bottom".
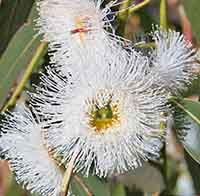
[{"left": 0, "top": 0, "right": 199, "bottom": 195}]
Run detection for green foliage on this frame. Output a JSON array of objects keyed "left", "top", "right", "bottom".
[
  {"left": 172, "top": 98, "right": 200, "bottom": 126},
  {"left": 183, "top": 0, "right": 200, "bottom": 41},
  {"left": 71, "top": 175, "right": 111, "bottom": 196},
  {"left": 172, "top": 98, "right": 200, "bottom": 193},
  {"left": 173, "top": 98, "right": 200, "bottom": 174},
  {"left": 0, "top": 0, "right": 200, "bottom": 195},
  {"left": 0, "top": 3, "right": 45, "bottom": 109},
  {"left": 0, "top": 0, "right": 34, "bottom": 56},
  {"left": 185, "top": 149, "right": 200, "bottom": 193}
]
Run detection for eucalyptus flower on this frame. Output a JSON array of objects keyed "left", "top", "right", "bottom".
[
  {"left": 150, "top": 29, "right": 199, "bottom": 94},
  {"left": 31, "top": 48, "right": 167, "bottom": 177},
  {"left": 36, "top": 0, "right": 127, "bottom": 54},
  {"left": 0, "top": 106, "right": 63, "bottom": 196}
]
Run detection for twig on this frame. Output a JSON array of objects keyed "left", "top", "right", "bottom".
[
  {"left": 129, "top": 0, "right": 151, "bottom": 14},
  {"left": 117, "top": 0, "right": 151, "bottom": 36},
  {"left": 60, "top": 152, "right": 78, "bottom": 196},
  {"left": 73, "top": 175, "right": 94, "bottom": 196},
  {"left": 134, "top": 42, "right": 155, "bottom": 48},
  {"left": 160, "top": 1, "right": 168, "bottom": 192},
  {"left": 117, "top": 0, "right": 132, "bottom": 36},
  {"left": 160, "top": 0, "right": 168, "bottom": 29},
  {"left": 2, "top": 42, "right": 47, "bottom": 112}
]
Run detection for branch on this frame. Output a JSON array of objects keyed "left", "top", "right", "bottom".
[
  {"left": 60, "top": 152, "right": 78, "bottom": 196},
  {"left": 2, "top": 42, "right": 47, "bottom": 112},
  {"left": 129, "top": 0, "right": 151, "bottom": 14}
]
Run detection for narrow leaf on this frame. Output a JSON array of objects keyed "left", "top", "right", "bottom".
[
  {"left": 171, "top": 98, "right": 200, "bottom": 125},
  {"left": 0, "top": 0, "right": 34, "bottom": 55},
  {"left": 0, "top": 4, "right": 45, "bottom": 109}
]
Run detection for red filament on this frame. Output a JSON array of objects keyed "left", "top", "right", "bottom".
[{"left": 70, "top": 28, "right": 91, "bottom": 34}]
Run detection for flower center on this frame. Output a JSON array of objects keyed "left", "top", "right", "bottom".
[
  {"left": 88, "top": 102, "right": 120, "bottom": 133},
  {"left": 71, "top": 16, "right": 91, "bottom": 42}
]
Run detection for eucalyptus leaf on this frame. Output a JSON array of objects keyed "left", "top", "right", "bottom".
[
  {"left": 171, "top": 99, "right": 200, "bottom": 125},
  {"left": 173, "top": 100, "right": 200, "bottom": 192},
  {"left": 185, "top": 149, "right": 200, "bottom": 193},
  {"left": 0, "top": 3, "right": 45, "bottom": 109},
  {"left": 172, "top": 98, "right": 200, "bottom": 168},
  {"left": 173, "top": 98, "right": 200, "bottom": 175},
  {"left": 0, "top": 0, "right": 34, "bottom": 55},
  {"left": 185, "top": 143, "right": 200, "bottom": 165},
  {"left": 183, "top": 119, "right": 200, "bottom": 192},
  {"left": 183, "top": 117, "right": 200, "bottom": 165},
  {"left": 71, "top": 175, "right": 111, "bottom": 196}
]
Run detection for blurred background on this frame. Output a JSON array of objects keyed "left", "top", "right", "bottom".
[{"left": 0, "top": 0, "right": 200, "bottom": 195}]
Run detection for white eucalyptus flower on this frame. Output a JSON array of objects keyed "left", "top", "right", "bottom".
[
  {"left": 36, "top": 0, "right": 128, "bottom": 54},
  {"left": 0, "top": 106, "right": 63, "bottom": 196},
  {"left": 36, "top": 0, "right": 133, "bottom": 72},
  {"left": 150, "top": 29, "right": 199, "bottom": 93},
  {"left": 31, "top": 49, "right": 167, "bottom": 177}
]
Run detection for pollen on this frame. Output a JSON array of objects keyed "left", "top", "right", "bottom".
[{"left": 88, "top": 103, "right": 121, "bottom": 133}]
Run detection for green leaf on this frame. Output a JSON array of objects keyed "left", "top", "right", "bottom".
[
  {"left": 183, "top": 120, "right": 200, "bottom": 192},
  {"left": 173, "top": 97, "right": 200, "bottom": 191},
  {"left": 0, "top": 4, "right": 45, "bottom": 109},
  {"left": 182, "top": 115, "right": 200, "bottom": 165},
  {"left": 183, "top": 0, "right": 200, "bottom": 41},
  {"left": 172, "top": 98, "right": 200, "bottom": 167},
  {"left": 171, "top": 98, "right": 200, "bottom": 125},
  {"left": 184, "top": 142, "right": 200, "bottom": 165},
  {"left": 0, "top": 0, "right": 34, "bottom": 56},
  {"left": 185, "top": 148, "right": 200, "bottom": 193},
  {"left": 71, "top": 175, "right": 111, "bottom": 196}
]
